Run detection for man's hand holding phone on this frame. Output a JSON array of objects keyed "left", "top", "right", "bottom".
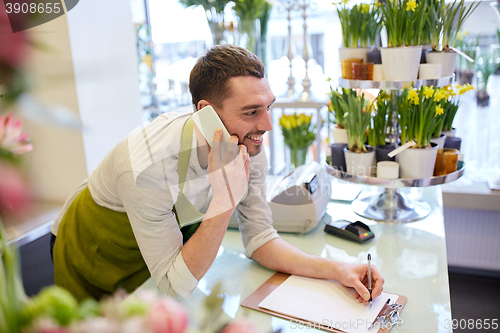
[{"left": 192, "top": 106, "right": 250, "bottom": 216}]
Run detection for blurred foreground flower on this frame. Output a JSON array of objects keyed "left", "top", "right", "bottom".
[{"left": 0, "top": 113, "right": 33, "bottom": 156}]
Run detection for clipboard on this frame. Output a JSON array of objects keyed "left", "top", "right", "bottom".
[{"left": 241, "top": 273, "right": 407, "bottom": 333}]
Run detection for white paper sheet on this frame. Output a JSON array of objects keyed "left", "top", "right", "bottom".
[{"left": 259, "top": 275, "right": 399, "bottom": 333}]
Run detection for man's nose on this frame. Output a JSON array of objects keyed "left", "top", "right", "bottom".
[{"left": 257, "top": 109, "right": 273, "bottom": 132}]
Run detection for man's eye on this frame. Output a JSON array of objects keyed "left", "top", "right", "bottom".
[{"left": 246, "top": 110, "right": 257, "bottom": 116}]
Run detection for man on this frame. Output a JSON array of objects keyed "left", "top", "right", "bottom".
[{"left": 52, "top": 45, "right": 384, "bottom": 304}]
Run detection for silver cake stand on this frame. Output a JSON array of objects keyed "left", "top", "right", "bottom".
[
  {"left": 329, "top": 75, "right": 460, "bottom": 223},
  {"left": 325, "top": 162, "right": 465, "bottom": 223}
]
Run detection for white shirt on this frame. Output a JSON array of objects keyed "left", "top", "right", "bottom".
[{"left": 52, "top": 112, "right": 279, "bottom": 298}]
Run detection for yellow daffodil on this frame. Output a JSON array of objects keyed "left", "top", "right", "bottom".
[
  {"left": 423, "top": 86, "right": 434, "bottom": 99},
  {"left": 406, "top": 0, "right": 417, "bottom": 12},
  {"left": 340, "top": 0, "right": 349, "bottom": 5},
  {"left": 289, "top": 115, "right": 297, "bottom": 128},
  {"left": 458, "top": 83, "right": 474, "bottom": 95},
  {"left": 279, "top": 116, "right": 291, "bottom": 130},
  {"left": 434, "top": 90, "right": 445, "bottom": 102},
  {"left": 142, "top": 54, "right": 153, "bottom": 71},
  {"left": 361, "top": 3, "right": 370, "bottom": 13},
  {"left": 435, "top": 105, "right": 444, "bottom": 117},
  {"left": 407, "top": 89, "right": 419, "bottom": 103},
  {"left": 327, "top": 77, "right": 332, "bottom": 82}
]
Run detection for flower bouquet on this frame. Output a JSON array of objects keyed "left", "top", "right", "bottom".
[{"left": 279, "top": 113, "right": 316, "bottom": 168}]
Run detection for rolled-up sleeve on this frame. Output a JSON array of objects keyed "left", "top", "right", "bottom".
[
  {"left": 236, "top": 152, "right": 280, "bottom": 258},
  {"left": 116, "top": 171, "right": 199, "bottom": 298}
]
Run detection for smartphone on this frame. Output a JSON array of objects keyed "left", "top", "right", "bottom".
[{"left": 191, "top": 105, "right": 232, "bottom": 155}]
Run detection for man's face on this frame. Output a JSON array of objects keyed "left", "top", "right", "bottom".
[{"left": 212, "top": 76, "right": 275, "bottom": 157}]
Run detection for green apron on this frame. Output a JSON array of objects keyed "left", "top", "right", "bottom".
[{"left": 54, "top": 117, "right": 204, "bottom": 301}]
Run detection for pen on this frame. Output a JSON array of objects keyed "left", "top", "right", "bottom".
[{"left": 367, "top": 253, "right": 372, "bottom": 308}]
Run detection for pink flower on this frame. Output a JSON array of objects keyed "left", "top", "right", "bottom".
[
  {"left": 147, "top": 298, "right": 189, "bottom": 333},
  {"left": 0, "top": 161, "right": 31, "bottom": 213},
  {"left": 0, "top": 113, "right": 33, "bottom": 155},
  {"left": 0, "top": 3, "right": 28, "bottom": 68},
  {"left": 221, "top": 319, "right": 260, "bottom": 333}
]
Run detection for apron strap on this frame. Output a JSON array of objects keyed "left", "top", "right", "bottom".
[{"left": 173, "top": 117, "right": 205, "bottom": 230}]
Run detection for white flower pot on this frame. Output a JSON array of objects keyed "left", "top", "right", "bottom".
[
  {"left": 380, "top": 46, "right": 422, "bottom": 81},
  {"left": 397, "top": 143, "right": 438, "bottom": 178},
  {"left": 339, "top": 47, "right": 372, "bottom": 63},
  {"left": 331, "top": 126, "right": 348, "bottom": 144},
  {"left": 442, "top": 128, "right": 456, "bottom": 137},
  {"left": 425, "top": 51, "right": 457, "bottom": 77},
  {"left": 344, "top": 147, "right": 375, "bottom": 177},
  {"left": 419, "top": 64, "right": 442, "bottom": 80},
  {"left": 430, "top": 134, "right": 446, "bottom": 148}
]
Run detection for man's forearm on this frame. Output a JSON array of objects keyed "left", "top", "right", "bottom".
[{"left": 181, "top": 199, "right": 234, "bottom": 280}]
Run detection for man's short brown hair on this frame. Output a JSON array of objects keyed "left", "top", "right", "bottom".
[{"left": 189, "top": 45, "right": 265, "bottom": 110}]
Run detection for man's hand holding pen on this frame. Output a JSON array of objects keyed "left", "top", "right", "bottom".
[{"left": 337, "top": 260, "right": 384, "bottom": 305}]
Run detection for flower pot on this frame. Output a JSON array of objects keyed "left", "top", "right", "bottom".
[
  {"left": 442, "top": 128, "right": 456, "bottom": 137},
  {"left": 425, "top": 51, "right": 457, "bottom": 77},
  {"left": 331, "top": 126, "right": 348, "bottom": 144},
  {"left": 380, "top": 46, "right": 422, "bottom": 81},
  {"left": 420, "top": 44, "right": 432, "bottom": 63},
  {"left": 344, "top": 146, "right": 375, "bottom": 177},
  {"left": 288, "top": 146, "right": 308, "bottom": 168},
  {"left": 372, "top": 64, "right": 384, "bottom": 81},
  {"left": 397, "top": 143, "right": 438, "bottom": 178},
  {"left": 430, "top": 134, "right": 446, "bottom": 148},
  {"left": 444, "top": 136, "right": 461, "bottom": 151},
  {"left": 376, "top": 144, "right": 396, "bottom": 162},
  {"left": 339, "top": 47, "right": 372, "bottom": 63},
  {"left": 418, "top": 64, "right": 441, "bottom": 80},
  {"left": 330, "top": 143, "right": 348, "bottom": 171},
  {"left": 367, "top": 48, "right": 382, "bottom": 64}
]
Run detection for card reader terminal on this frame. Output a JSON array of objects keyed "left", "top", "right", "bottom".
[{"left": 324, "top": 219, "right": 374, "bottom": 244}]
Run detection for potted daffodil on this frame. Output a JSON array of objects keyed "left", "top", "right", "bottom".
[{"left": 342, "top": 89, "right": 375, "bottom": 176}]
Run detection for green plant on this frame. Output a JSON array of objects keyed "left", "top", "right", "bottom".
[
  {"left": 442, "top": 0, "right": 480, "bottom": 51},
  {"left": 381, "top": 0, "right": 429, "bottom": 47},
  {"left": 427, "top": 0, "right": 444, "bottom": 51},
  {"left": 328, "top": 86, "right": 348, "bottom": 129},
  {"left": 179, "top": 0, "right": 231, "bottom": 44},
  {"left": 368, "top": 91, "right": 392, "bottom": 148},
  {"left": 233, "top": 0, "right": 268, "bottom": 52},
  {"left": 476, "top": 49, "right": 498, "bottom": 90},
  {"left": 335, "top": 1, "right": 383, "bottom": 48},
  {"left": 441, "top": 84, "right": 474, "bottom": 131},
  {"left": 398, "top": 86, "right": 448, "bottom": 147},
  {"left": 343, "top": 89, "right": 373, "bottom": 152}
]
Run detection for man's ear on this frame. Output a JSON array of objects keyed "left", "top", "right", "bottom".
[{"left": 197, "top": 100, "right": 211, "bottom": 111}]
